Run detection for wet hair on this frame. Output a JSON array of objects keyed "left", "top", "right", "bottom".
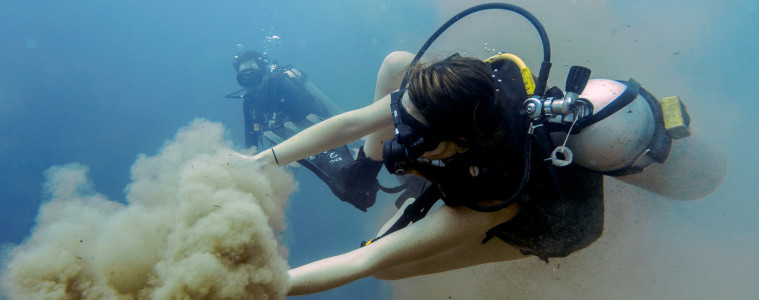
[
  {"left": 233, "top": 50, "right": 267, "bottom": 72},
  {"left": 407, "top": 53, "right": 503, "bottom": 148}
]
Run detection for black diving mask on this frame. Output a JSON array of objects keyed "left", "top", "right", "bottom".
[
  {"left": 236, "top": 60, "right": 265, "bottom": 88},
  {"left": 383, "top": 89, "right": 442, "bottom": 175},
  {"left": 237, "top": 68, "right": 265, "bottom": 88}
]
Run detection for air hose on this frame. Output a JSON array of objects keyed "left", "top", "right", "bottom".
[{"left": 399, "top": 2, "right": 553, "bottom": 96}]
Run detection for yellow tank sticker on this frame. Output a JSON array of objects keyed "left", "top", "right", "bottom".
[{"left": 661, "top": 96, "right": 691, "bottom": 139}]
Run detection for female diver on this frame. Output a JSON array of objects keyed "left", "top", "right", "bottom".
[{"left": 245, "top": 51, "right": 610, "bottom": 295}]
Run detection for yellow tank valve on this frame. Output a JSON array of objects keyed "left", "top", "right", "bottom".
[{"left": 661, "top": 96, "right": 691, "bottom": 139}]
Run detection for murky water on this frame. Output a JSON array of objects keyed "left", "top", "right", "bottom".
[{"left": 1, "top": 1, "right": 755, "bottom": 299}]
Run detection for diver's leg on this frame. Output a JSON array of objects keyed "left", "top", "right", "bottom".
[
  {"left": 373, "top": 235, "right": 525, "bottom": 280},
  {"left": 364, "top": 51, "right": 415, "bottom": 160},
  {"left": 373, "top": 51, "right": 414, "bottom": 101},
  {"left": 287, "top": 203, "right": 519, "bottom": 295}
]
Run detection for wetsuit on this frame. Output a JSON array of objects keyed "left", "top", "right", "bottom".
[
  {"left": 243, "top": 67, "right": 330, "bottom": 148},
  {"left": 433, "top": 143, "right": 604, "bottom": 262},
  {"left": 412, "top": 135, "right": 603, "bottom": 262},
  {"left": 486, "top": 166, "right": 603, "bottom": 262}
]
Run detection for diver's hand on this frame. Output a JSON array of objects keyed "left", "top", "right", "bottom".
[
  {"left": 227, "top": 153, "right": 261, "bottom": 168},
  {"left": 251, "top": 149, "right": 278, "bottom": 166}
]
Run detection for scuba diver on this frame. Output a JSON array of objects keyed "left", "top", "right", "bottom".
[
  {"left": 233, "top": 3, "right": 725, "bottom": 296},
  {"left": 226, "top": 50, "right": 393, "bottom": 211},
  {"left": 226, "top": 50, "right": 339, "bottom": 149}
]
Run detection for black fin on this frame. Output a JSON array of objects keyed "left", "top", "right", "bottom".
[{"left": 263, "top": 116, "right": 381, "bottom": 211}]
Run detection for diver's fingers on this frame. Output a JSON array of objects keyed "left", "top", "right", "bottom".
[{"left": 228, "top": 152, "right": 260, "bottom": 167}]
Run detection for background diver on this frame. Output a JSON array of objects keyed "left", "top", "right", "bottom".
[{"left": 225, "top": 50, "right": 403, "bottom": 211}]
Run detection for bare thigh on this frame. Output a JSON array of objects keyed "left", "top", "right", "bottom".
[
  {"left": 365, "top": 51, "right": 415, "bottom": 160},
  {"left": 373, "top": 51, "right": 415, "bottom": 101}
]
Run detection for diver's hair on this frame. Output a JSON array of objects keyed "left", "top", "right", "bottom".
[
  {"left": 233, "top": 50, "right": 268, "bottom": 72},
  {"left": 407, "top": 53, "right": 503, "bottom": 147}
]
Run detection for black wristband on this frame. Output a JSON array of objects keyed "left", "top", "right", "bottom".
[{"left": 271, "top": 148, "right": 280, "bottom": 166}]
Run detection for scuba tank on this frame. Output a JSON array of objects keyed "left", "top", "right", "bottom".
[
  {"left": 384, "top": 3, "right": 713, "bottom": 205},
  {"left": 550, "top": 78, "right": 675, "bottom": 174}
]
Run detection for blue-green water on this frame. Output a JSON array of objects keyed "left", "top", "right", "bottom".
[{"left": 1, "top": 0, "right": 757, "bottom": 299}]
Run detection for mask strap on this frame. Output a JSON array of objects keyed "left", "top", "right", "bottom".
[{"left": 392, "top": 89, "right": 434, "bottom": 139}]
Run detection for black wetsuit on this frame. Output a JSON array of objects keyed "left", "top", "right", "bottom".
[
  {"left": 420, "top": 138, "right": 604, "bottom": 262},
  {"left": 243, "top": 67, "right": 330, "bottom": 148},
  {"left": 485, "top": 165, "right": 603, "bottom": 262}
]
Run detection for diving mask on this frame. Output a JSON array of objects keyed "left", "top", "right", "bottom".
[
  {"left": 236, "top": 59, "right": 265, "bottom": 88},
  {"left": 382, "top": 89, "right": 442, "bottom": 175}
]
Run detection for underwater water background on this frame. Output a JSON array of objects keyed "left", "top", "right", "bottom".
[{"left": 1, "top": 0, "right": 757, "bottom": 299}]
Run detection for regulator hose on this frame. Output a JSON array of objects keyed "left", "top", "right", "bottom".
[{"left": 399, "top": 2, "right": 553, "bottom": 96}]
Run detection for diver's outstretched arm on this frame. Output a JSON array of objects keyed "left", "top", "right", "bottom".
[
  {"left": 251, "top": 51, "right": 412, "bottom": 165},
  {"left": 287, "top": 202, "right": 519, "bottom": 295},
  {"left": 253, "top": 94, "right": 393, "bottom": 166}
]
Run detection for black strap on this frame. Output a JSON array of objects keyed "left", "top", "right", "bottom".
[
  {"left": 531, "top": 123, "right": 563, "bottom": 198},
  {"left": 379, "top": 183, "right": 408, "bottom": 194},
  {"left": 603, "top": 87, "right": 672, "bottom": 176},
  {"left": 576, "top": 78, "right": 641, "bottom": 130},
  {"left": 361, "top": 186, "right": 442, "bottom": 247},
  {"left": 638, "top": 87, "right": 671, "bottom": 164},
  {"left": 564, "top": 78, "right": 671, "bottom": 176}
]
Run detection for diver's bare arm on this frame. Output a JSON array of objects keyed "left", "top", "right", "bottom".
[
  {"left": 287, "top": 203, "right": 519, "bottom": 295},
  {"left": 254, "top": 95, "right": 392, "bottom": 165}
]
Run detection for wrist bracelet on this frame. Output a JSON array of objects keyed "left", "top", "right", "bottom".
[{"left": 271, "top": 148, "right": 280, "bottom": 166}]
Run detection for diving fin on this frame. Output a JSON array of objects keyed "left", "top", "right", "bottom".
[
  {"left": 263, "top": 114, "right": 381, "bottom": 211},
  {"left": 327, "top": 146, "right": 383, "bottom": 211}
]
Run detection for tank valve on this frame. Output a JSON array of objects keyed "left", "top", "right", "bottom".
[
  {"left": 534, "top": 66, "right": 592, "bottom": 120},
  {"left": 523, "top": 97, "right": 543, "bottom": 119}
]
